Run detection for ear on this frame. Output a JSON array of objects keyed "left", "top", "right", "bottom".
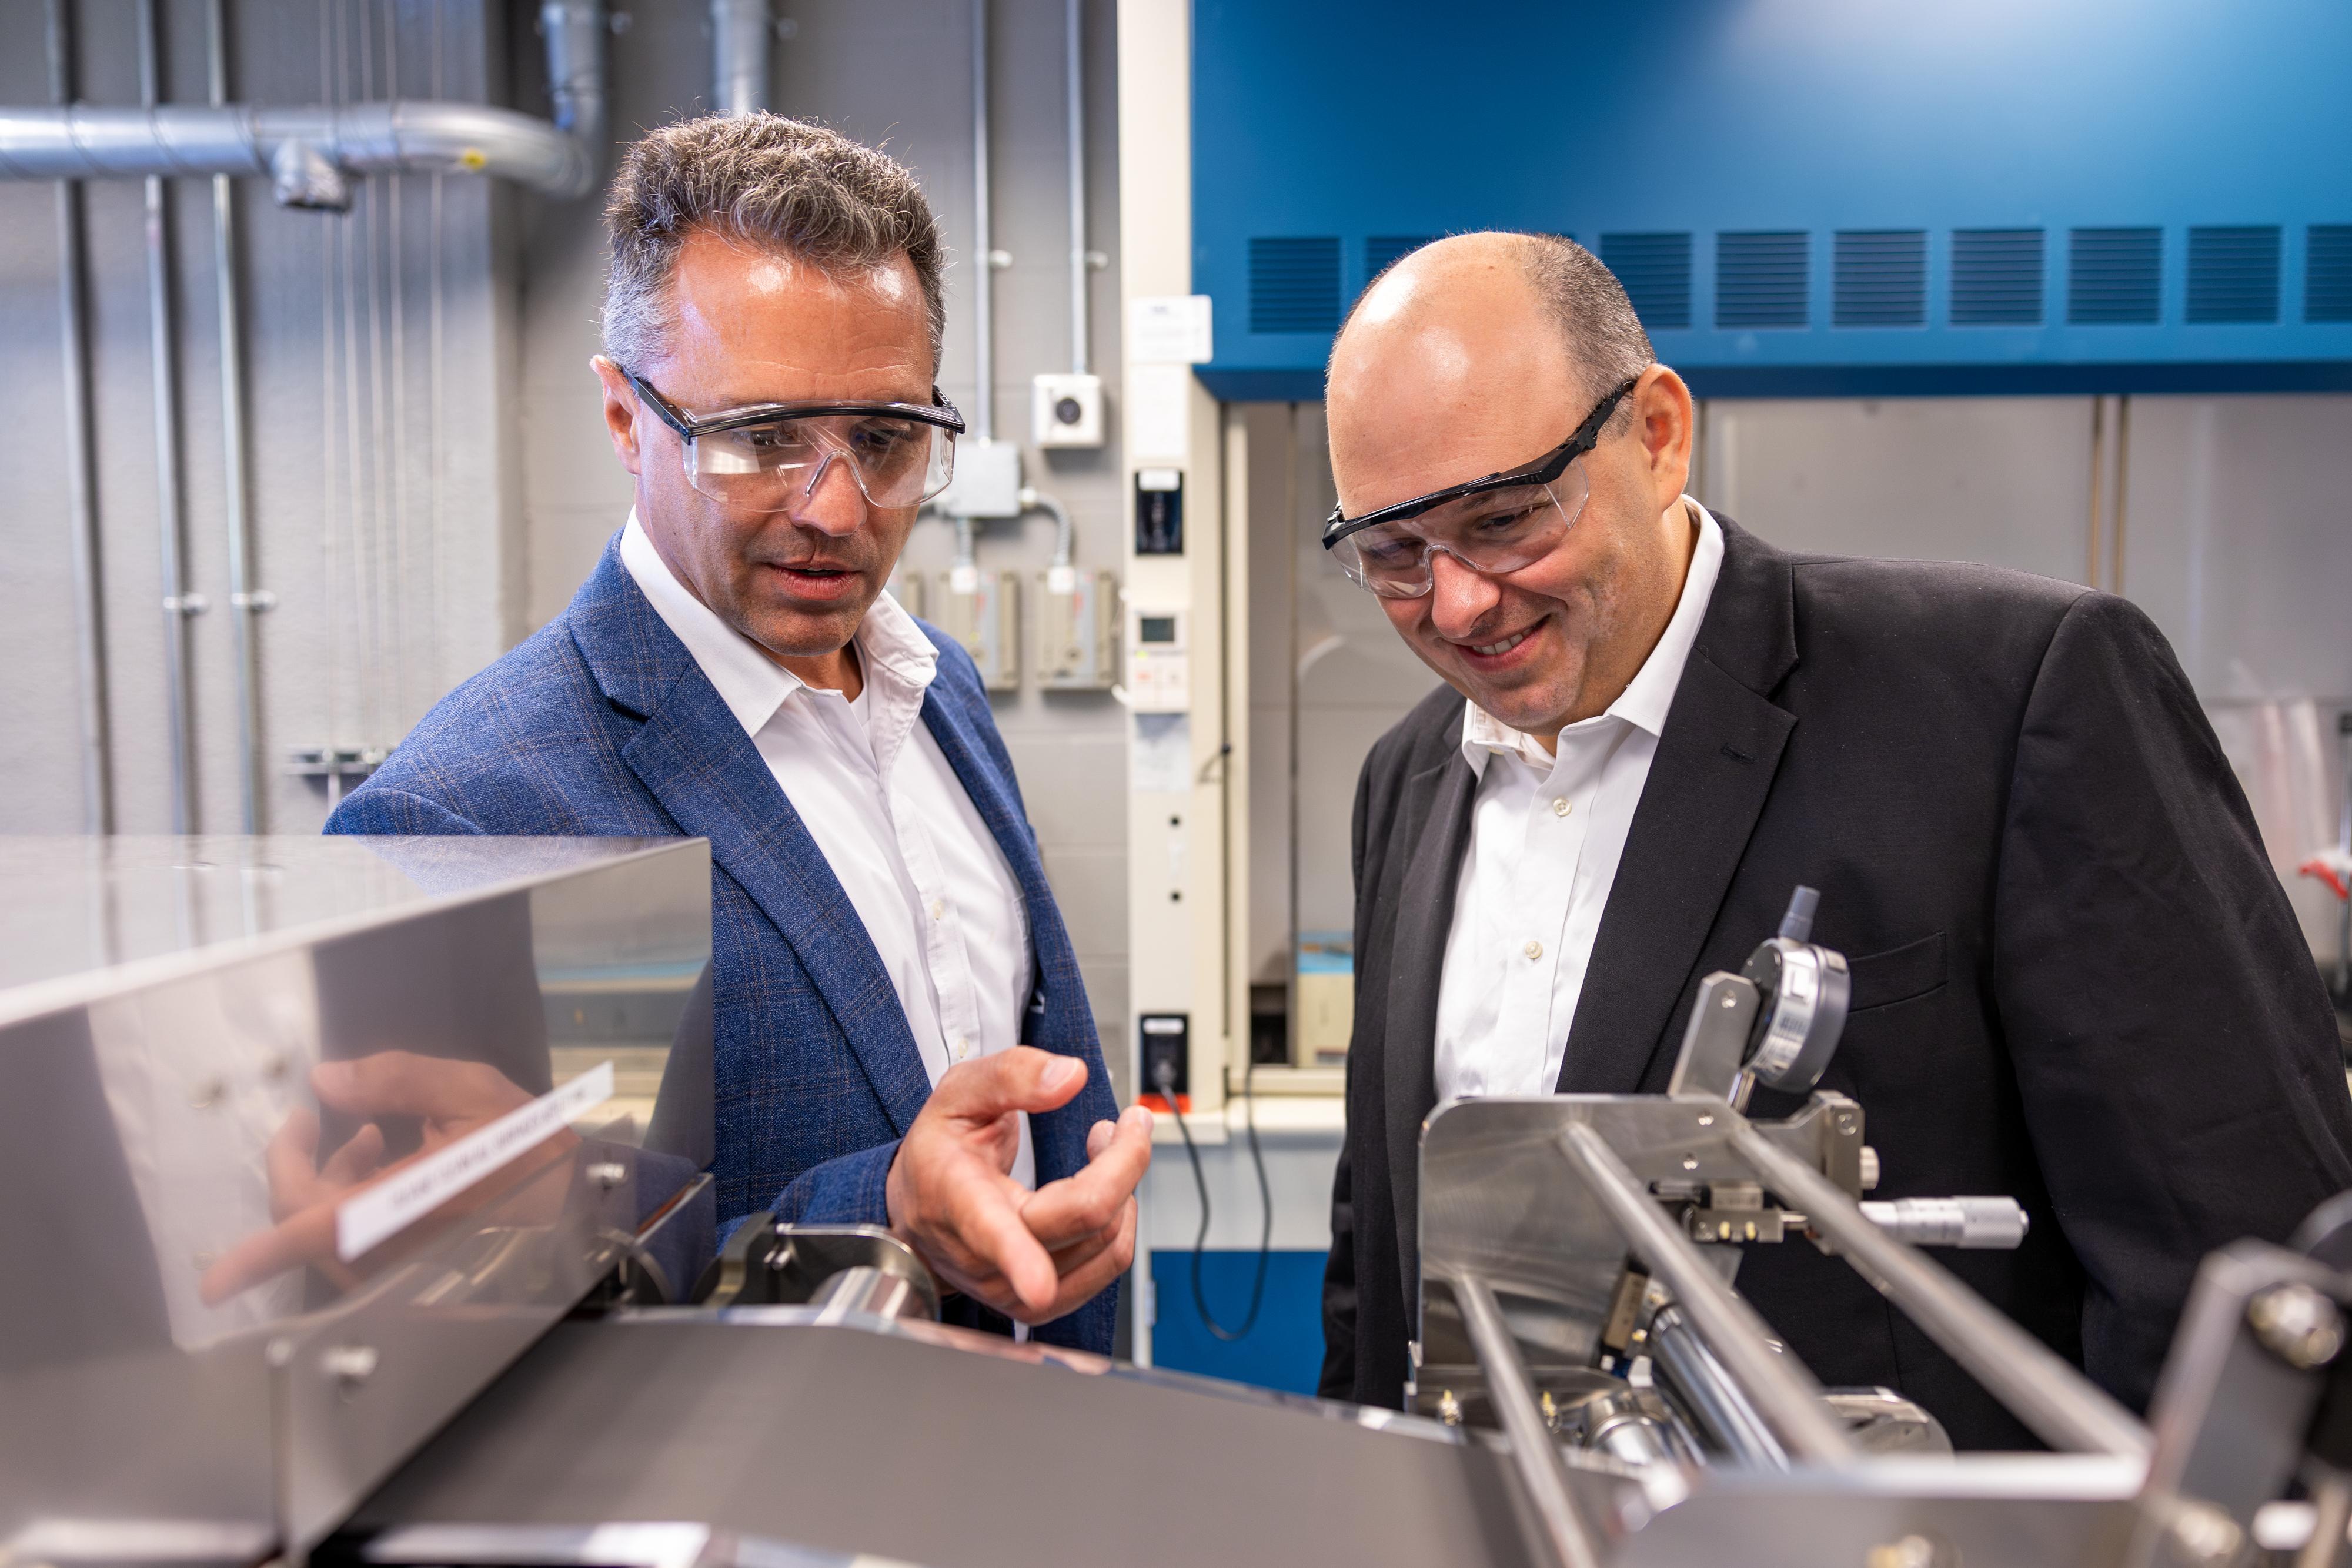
[
  {"left": 1631, "top": 365, "right": 1695, "bottom": 512},
  {"left": 591, "top": 355, "right": 644, "bottom": 477}
]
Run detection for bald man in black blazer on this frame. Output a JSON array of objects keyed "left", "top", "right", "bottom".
[{"left": 1315, "top": 232, "right": 2352, "bottom": 1449}]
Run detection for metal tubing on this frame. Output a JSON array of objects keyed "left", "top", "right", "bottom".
[
  {"left": 711, "top": 0, "right": 771, "bottom": 116},
  {"left": 209, "top": 0, "right": 261, "bottom": 832},
  {"left": 1732, "top": 1124, "right": 2153, "bottom": 1458},
  {"left": 0, "top": 101, "right": 598, "bottom": 198},
  {"left": 1558, "top": 1121, "right": 1857, "bottom": 1465},
  {"left": 1064, "top": 0, "right": 1088, "bottom": 375},
  {"left": 969, "top": 0, "right": 993, "bottom": 440},
  {"left": 1452, "top": 1273, "right": 1606, "bottom": 1568},
  {"left": 1646, "top": 1305, "right": 1792, "bottom": 1467},
  {"left": 48, "top": 0, "right": 111, "bottom": 834},
  {"left": 539, "top": 1, "right": 607, "bottom": 154},
  {"left": 142, "top": 0, "right": 197, "bottom": 835}
]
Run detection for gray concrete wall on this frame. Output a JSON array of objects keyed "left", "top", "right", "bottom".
[{"left": 0, "top": 0, "right": 521, "bottom": 838}]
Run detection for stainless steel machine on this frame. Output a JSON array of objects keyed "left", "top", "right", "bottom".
[{"left": 8, "top": 841, "right": 2352, "bottom": 1568}]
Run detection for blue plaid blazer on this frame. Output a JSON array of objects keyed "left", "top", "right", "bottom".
[{"left": 325, "top": 535, "right": 1120, "bottom": 1352}]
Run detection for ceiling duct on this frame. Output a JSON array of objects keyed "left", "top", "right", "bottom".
[{"left": 0, "top": 0, "right": 606, "bottom": 206}]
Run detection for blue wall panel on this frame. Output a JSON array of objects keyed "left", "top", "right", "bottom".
[
  {"left": 1150, "top": 1248, "right": 1329, "bottom": 1396},
  {"left": 1191, "top": 0, "right": 2352, "bottom": 398}
]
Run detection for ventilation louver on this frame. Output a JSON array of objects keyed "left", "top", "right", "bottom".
[
  {"left": 1716, "top": 232, "right": 1809, "bottom": 329},
  {"left": 1599, "top": 233, "right": 1692, "bottom": 330},
  {"left": 2185, "top": 226, "right": 2281, "bottom": 323},
  {"left": 1250, "top": 236, "right": 1342, "bottom": 333},
  {"left": 2308, "top": 227, "right": 2352, "bottom": 323},
  {"left": 2068, "top": 228, "right": 2162, "bottom": 324},
  {"left": 1365, "top": 236, "right": 1436, "bottom": 281},
  {"left": 1833, "top": 231, "right": 1926, "bottom": 327},
  {"left": 1950, "top": 229, "right": 2044, "bottom": 326}
]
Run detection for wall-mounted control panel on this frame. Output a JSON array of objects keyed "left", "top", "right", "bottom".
[{"left": 1124, "top": 606, "right": 1189, "bottom": 711}]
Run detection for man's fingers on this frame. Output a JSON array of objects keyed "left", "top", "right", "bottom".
[
  {"left": 1027, "top": 1196, "right": 1139, "bottom": 1326},
  {"left": 927, "top": 1047, "right": 1090, "bottom": 1125},
  {"left": 1020, "top": 1103, "right": 1152, "bottom": 1250},
  {"left": 265, "top": 1109, "right": 323, "bottom": 1221},
  {"left": 200, "top": 1203, "right": 336, "bottom": 1305},
  {"left": 941, "top": 1167, "right": 1060, "bottom": 1315},
  {"left": 320, "top": 1121, "right": 386, "bottom": 1188},
  {"left": 312, "top": 1052, "right": 526, "bottom": 1124},
  {"left": 1085, "top": 1117, "right": 1114, "bottom": 1161}
]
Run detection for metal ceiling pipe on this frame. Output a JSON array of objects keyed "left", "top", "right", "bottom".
[
  {"left": 970, "top": 0, "right": 994, "bottom": 440},
  {"left": 141, "top": 0, "right": 199, "bottom": 835},
  {"left": 711, "top": 0, "right": 772, "bottom": 116},
  {"left": 0, "top": 100, "right": 597, "bottom": 201},
  {"left": 47, "top": 0, "right": 111, "bottom": 834},
  {"left": 209, "top": 0, "right": 262, "bottom": 831},
  {"left": 0, "top": 1, "right": 605, "bottom": 205},
  {"left": 1064, "top": 0, "right": 1088, "bottom": 376}
]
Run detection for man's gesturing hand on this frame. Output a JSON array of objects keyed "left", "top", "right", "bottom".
[{"left": 885, "top": 1046, "right": 1152, "bottom": 1326}]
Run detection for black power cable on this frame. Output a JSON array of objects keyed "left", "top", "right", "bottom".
[{"left": 1155, "top": 1054, "right": 1273, "bottom": 1341}]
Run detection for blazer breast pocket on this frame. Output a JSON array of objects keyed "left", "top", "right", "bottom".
[{"left": 1844, "top": 931, "right": 1948, "bottom": 1014}]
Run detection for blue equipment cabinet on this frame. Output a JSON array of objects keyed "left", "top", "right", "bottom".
[{"left": 1190, "top": 1, "right": 2352, "bottom": 400}]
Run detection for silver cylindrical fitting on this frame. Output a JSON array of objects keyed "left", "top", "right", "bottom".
[{"left": 1860, "top": 1196, "right": 2029, "bottom": 1251}]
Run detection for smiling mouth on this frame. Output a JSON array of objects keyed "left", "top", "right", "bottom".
[{"left": 1465, "top": 628, "right": 1533, "bottom": 657}]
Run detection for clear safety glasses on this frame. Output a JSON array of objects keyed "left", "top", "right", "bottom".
[
  {"left": 1321, "top": 377, "right": 1638, "bottom": 599},
  {"left": 624, "top": 367, "right": 965, "bottom": 513}
]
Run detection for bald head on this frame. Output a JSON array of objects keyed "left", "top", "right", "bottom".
[{"left": 1327, "top": 232, "right": 1652, "bottom": 517}]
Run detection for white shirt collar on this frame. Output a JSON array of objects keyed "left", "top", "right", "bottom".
[
  {"left": 619, "top": 511, "right": 938, "bottom": 737},
  {"left": 1461, "top": 498, "right": 1726, "bottom": 774}
]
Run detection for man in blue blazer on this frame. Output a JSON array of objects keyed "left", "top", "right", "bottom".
[{"left": 326, "top": 114, "right": 1147, "bottom": 1353}]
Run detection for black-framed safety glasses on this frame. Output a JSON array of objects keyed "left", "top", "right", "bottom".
[
  {"left": 1319, "top": 376, "right": 1640, "bottom": 598},
  {"left": 623, "top": 366, "right": 966, "bottom": 512}
]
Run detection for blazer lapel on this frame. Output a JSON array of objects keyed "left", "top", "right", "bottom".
[
  {"left": 567, "top": 543, "right": 934, "bottom": 1134},
  {"left": 1384, "top": 747, "right": 1479, "bottom": 1309},
  {"left": 1555, "top": 516, "right": 1799, "bottom": 1095}
]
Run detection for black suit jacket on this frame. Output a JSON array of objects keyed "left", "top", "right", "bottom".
[{"left": 1319, "top": 514, "right": 2352, "bottom": 1449}]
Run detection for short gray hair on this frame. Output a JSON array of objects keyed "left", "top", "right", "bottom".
[
  {"left": 1346, "top": 232, "right": 1656, "bottom": 432},
  {"left": 1515, "top": 234, "right": 1655, "bottom": 431},
  {"left": 601, "top": 113, "right": 947, "bottom": 374}
]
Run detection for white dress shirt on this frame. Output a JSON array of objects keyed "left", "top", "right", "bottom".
[
  {"left": 622, "top": 516, "right": 1037, "bottom": 1189},
  {"left": 1432, "top": 500, "right": 1725, "bottom": 1102}
]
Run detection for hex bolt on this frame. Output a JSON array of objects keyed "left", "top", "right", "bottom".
[
  {"left": 586, "top": 1161, "right": 627, "bottom": 1191},
  {"left": 2247, "top": 1282, "right": 2347, "bottom": 1370},
  {"left": 320, "top": 1344, "right": 379, "bottom": 1386},
  {"left": 1436, "top": 1390, "right": 1463, "bottom": 1426}
]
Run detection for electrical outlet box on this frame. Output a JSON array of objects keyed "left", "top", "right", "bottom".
[
  {"left": 938, "top": 437, "right": 1024, "bottom": 519},
  {"left": 1140, "top": 1011, "right": 1190, "bottom": 1111},
  {"left": 933, "top": 567, "right": 1020, "bottom": 690},
  {"left": 1031, "top": 372, "right": 1105, "bottom": 448},
  {"left": 884, "top": 567, "right": 926, "bottom": 620},
  {"left": 1125, "top": 606, "right": 1189, "bottom": 711},
  {"left": 1035, "top": 567, "right": 1119, "bottom": 690}
]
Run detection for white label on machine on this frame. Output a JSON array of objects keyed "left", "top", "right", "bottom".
[{"left": 335, "top": 1059, "right": 615, "bottom": 1262}]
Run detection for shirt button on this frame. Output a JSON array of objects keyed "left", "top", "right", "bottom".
[
  {"left": 930, "top": 898, "right": 946, "bottom": 920},
  {"left": 1552, "top": 797, "right": 1572, "bottom": 817},
  {"left": 955, "top": 1037, "right": 971, "bottom": 1060},
  {"left": 1523, "top": 940, "right": 1544, "bottom": 960}
]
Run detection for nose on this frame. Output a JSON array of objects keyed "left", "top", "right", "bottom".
[
  {"left": 1425, "top": 548, "right": 1502, "bottom": 640},
  {"left": 786, "top": 446, "right": 870, "bottom": 537}
]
